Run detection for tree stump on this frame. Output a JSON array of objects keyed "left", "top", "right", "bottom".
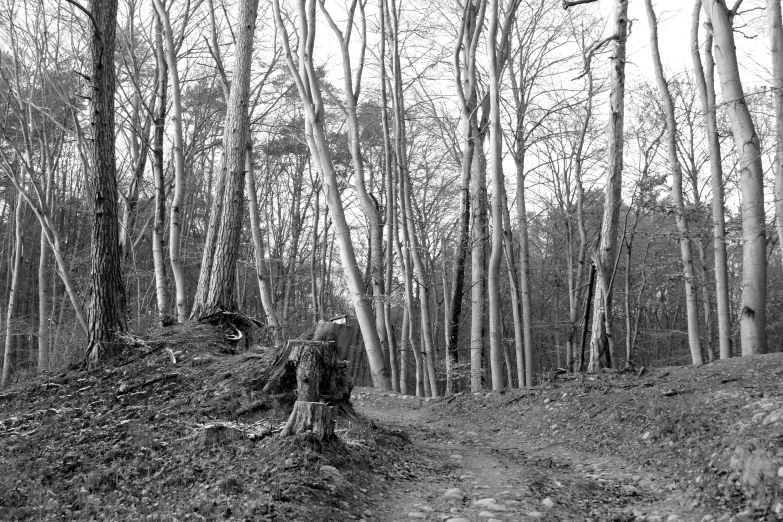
[
  {"left": 313, "top": 320, "right": 356, "bottom": 360},
  {"left": 280, "top": 341, "right": 337, "bottom": 440}
]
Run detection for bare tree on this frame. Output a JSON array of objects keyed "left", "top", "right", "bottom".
[
  {"left": 272, "top": 0, "right": 392, "bottom": 390},
  {"left": 703, "top": 0, "right": 767, "bottom": 355},
  {"left": 645, "top": 0, "right": 702, "bottom": 364}
]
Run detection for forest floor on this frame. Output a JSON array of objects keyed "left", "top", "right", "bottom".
[{"left": 0, "top": 324, "right": 782, "bottom": 521}]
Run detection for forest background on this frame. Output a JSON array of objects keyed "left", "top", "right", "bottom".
[{"left": 0, "top": 0, "right": 780, "bottom": 396}]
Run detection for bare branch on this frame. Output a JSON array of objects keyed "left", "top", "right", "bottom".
[
  {"left": 562, "top": 0, "right": 598, "bottom": 10},
  {"left": 63, "top": 0, "right": 100, "bottom": 37}
]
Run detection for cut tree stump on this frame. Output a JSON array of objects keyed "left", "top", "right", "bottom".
[{"left": 280, "top": 341, "right": 338, "bottom": 440}]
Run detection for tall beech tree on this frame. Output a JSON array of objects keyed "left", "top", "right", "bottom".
[
  {"left": 645, "top": 0, "right": 702, "bottom": 365},
  {"left": 273, "top": 0, "right": 392, "bottom": 391},
  {"left": 702, "top": 0, "right": 767, "bottom": 355},
  {"left": 691, "top": 0, "right": 731, "bottom": 358}
]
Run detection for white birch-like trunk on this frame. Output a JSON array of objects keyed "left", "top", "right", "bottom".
[
  {"left": 691, "top": 0, "right": 731, "bottom": 358},
  {"left": 486, "top": 0, "right": 505, "bottom": 390},
  {"left": 1, "top": 191, "right": 23, "bottom": 387},
  {"left": 768, "top": 0, "right": 783, "bottom": 286},
  {"left": 703, "top": 0, "right": 767, "bottom": 355},
  {"left": 645, "top": 0, "right": 702, "bottom": 364},
  {"left": 152, "top": 0, "right": 188, "bottom": 323},
  {"left": 245, "top": 147, "right": 282, "bottom": 339},
  {"left": 273, "top": 0, "right": 392, "bottom": 390},
  {"left": 151, "top": 12, "right": 169, "bottom": 324}
]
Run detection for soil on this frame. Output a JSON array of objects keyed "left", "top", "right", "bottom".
[{"left": 1, "top": 326, "right": 782, "bottom": 522}]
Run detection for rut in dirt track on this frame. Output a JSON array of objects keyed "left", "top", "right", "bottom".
[{"left": 352, "top": 388, "right": 710, "bottom": 522}]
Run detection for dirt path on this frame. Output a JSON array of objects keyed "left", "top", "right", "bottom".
[{"left": 352, "top": 387, "right": 715, "bottom": 522}]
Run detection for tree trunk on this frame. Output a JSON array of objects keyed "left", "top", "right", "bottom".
[
  {"left": 645, "top": 0, "right": 702, "bottom": 364},
  {"left": 245, "top": 147, "right": 282, "bottom": 340},
  {"left": 86, "top": 0, "right": 127, "bottom": 365},
  {"left": 450, "top": 0, "right": 485, "bottom": 393},
  {"left": 1, "top": 191, "right": 23, "bottom": 386},
  {"left": 691, "top": 0, "right": 731, "bottom": 359},
  {"left": 703, "top": 0, "right": 767, "bottom": 355},
  {"left": 387, "top": 0, "right": 437, "bottom": 395},
  {"left": 152, "top": 12, "right": 170, "bottom": 325},
  {"left": 273, "top": 0, "right": 392, "bottom": 390},
  {"left": 487, "top": 0, "right": 505, "bottom": 390},
  {"left": 769, "top": 0, "right": 783, "bottom": 300},
  {"left": 194, "top": 0, "right": 259, "bottom": 317},
  {"left": 281, "top": 341, "right": 337, "bottom": 440},
  {"left": 379, "top": 9, "right": 400, "bottom": 391},
  {"left": 588, "top": 0, "right": 627, "bottom": 371},
  {"left": 470, "top": 128, "right": 488, "bottom": 391},
  {"left": 152, "top": 0, "right": 188, "bottom": 322}
]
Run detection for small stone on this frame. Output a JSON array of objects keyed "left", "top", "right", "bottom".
[
  {"left": 479, "top": 512, "right": 495, "bottom": 518},
  {"left": 488, "top": 519, "right": 502, "bottom": 522},
  {"left": 445, "top": 519, "right": 471, "bottom": 522},
  {"left": 473, "top": 499, "right": 498, "bottom": 508},
  {"left": 363, "top": 510, "right": 373, "bottom": 517},
  {"left": 541, "top": 497, "right": 554, "bottom": 509},
  {"left": 543, "top": 398, "right": 551, "bottom": 404},
  {"left": 450, "top": 454, "right": 464, "bottom": 460},
  {"left": 408, "top": 513, "right": 426, "bottom": 519},
  {"left": 526, "top": 512, "right": 544, "bottom": 519},
  {"left": 667, "top": 516, "right": 681, "bottom": 521},
  {"left": 444, "top": 488, "right": 463, "bottom": 499},
  {"left": 622, "top": 485, "right": 639, "bottom": 495},
  {"left": 320, "top": 465, "right": 342, "bottom": 481},
  {"left": 420, "top": 506, "right": 433, "bottom": 512},
  {"left": 775, "top": 503, "right": 783, "bottom": 514},
  {"left": 646, "top": 516, "right": 664, "bottom": 522},
  {"left": 700, "top": 516, "right": 715, "bottom": 522}
]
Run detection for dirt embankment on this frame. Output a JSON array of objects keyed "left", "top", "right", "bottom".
[
  {"left": 1, "top": 324, "right": 782, "bottom": 522},
  {"left": 0, "top": 323, "right": 418, "bottom": 521}
]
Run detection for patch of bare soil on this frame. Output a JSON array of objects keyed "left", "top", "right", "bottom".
[{"left": 354, "top": 354, "right": 783, "bottom": 522}]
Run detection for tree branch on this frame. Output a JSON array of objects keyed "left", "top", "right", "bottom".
[
  {"left": 562, "top": 0, "right": 598, "bottom": 10},
  {"left": 63, "top": 0, "right": 100, "bottom": 37}
]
